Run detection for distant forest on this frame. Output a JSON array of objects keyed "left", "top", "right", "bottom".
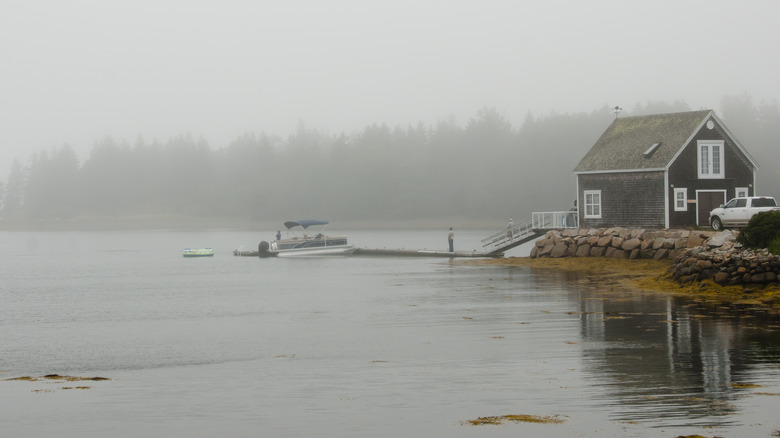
[{"left": 1, "top": 95, "right": 778, "bottom": 229}]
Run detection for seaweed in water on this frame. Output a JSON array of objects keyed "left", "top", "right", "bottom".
[
  {"left": 4, "top": 374, "right": 110, "bottom": 382},
  {"left": 466, "top": 414, "right": 566, "bottom": 425}
]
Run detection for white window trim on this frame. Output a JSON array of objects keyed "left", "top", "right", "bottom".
[
  {"left": 697, "top": 140, "right": 725, "bottom": 179},
  {"left": 674, "top": 188, "right": 687, "bottom": 211},
  {"left": 584, "top": 190, "right": 602, "bottom": 219},
  {"left": 735, "top": 187, "right": 749, "bottom": 198}
]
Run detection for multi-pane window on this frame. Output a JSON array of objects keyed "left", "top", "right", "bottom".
[
  {"left": 698, "top": 140, "right": 725, "bottom": 179},
  {"left": 674, "top": 188, "right": 687, "bottom": 211},
  {"left": 584, "top": 190, "right": 601, "bottom": 218}
]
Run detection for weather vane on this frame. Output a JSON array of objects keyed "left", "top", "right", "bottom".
[{"left": 614, "top": 105, "right": 623, "bottom": 119}]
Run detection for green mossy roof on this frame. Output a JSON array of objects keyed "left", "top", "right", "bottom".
[{"left": 574, "top": 109, "right": 713, "bottom": 172}]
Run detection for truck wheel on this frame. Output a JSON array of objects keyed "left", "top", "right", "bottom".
[{"left": 711, "top": 217, "right": 723, "bottom": 231}]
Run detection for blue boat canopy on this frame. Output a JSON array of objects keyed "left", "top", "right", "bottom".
[{"left": 284, "top": 220, "right": 329, "bottom": 230}]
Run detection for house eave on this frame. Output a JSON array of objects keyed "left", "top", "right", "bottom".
[
  {"left": 574, "top": 168, "right": 666, "bottom": 175},
  {"left": 663, "top": 110, "right": 760, "bottom": 171}
]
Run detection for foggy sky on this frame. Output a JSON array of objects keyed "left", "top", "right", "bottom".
[{"left": 2, "top": 0, "right": 779, "bottom": 179}]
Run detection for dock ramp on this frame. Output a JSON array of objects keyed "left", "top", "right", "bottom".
[
  {"left": 481, "top": 211, "right": 579, "bottom": 256},
  {"left": 481, "top": 219, "right": 543, "bottom": 256}
]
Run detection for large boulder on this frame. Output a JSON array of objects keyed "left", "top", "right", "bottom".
[
  {"left": 621, "top": 238, "right": 641, "bottom": 251},
  {"left": 609, "top": 249, "right": 627, "bottom": 259},
  {"left": 653, "top": 248, "right": 669, "bottom": 260},
  {"left": 687, "top": 233, "right": 707, "bottom": 248},
  {"left": 575, "top": 244, "right": 591, "bottom": 257},
  {"left": 550, "top": 243, "right": 570, "bottom": 258},
  {"left": 669, "top": 247, "right": 689, "bottom": 261},
  {"left": 714, "top": 271, "right": 731, "bottom": 284},
  {"left": 707, "top": 231, "right": 736, "bottom": 248},
  {"left": 597, "top": 236, "right": 613, "bottom": 247},
  {"left": 630, "top": 229, "right": 646, "bottom": 239},
  {"left": 590, "top": 246, "right": 606, "bottom": 257},
  {"left": 539, "top": 242, "right": 555, "bottom": 256}
]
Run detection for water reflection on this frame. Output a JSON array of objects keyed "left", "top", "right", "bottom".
[
  {"left": 3, "top": 228, "right": 779, "bottom": 437},
  {"left": 567, "top": 273, "right": 780, "bottom": 427}
]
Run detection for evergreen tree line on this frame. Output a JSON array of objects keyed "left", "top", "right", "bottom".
[{"left": 1, "top": 96, "right": 778, "bottom": 228}]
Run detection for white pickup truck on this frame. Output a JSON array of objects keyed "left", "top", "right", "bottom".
[{"left": 709, "top": 196, "right": 779, "bottom": 230}]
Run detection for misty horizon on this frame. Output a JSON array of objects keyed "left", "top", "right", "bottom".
[
  {"left": 2, "top": 1, "right": 778, "bottom": 182},
  {"left": 0, "top": 98, "right": 762, "bottom": 169},
  {"left": 2, "top": 98, "right": 779, "bottom": 230}
]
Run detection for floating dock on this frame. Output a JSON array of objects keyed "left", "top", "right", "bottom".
[
  {"left": 233, "top": 212, "right": 582, "bottom": 259},
  {"left": 234, "top": 247, "right": 501, "bottom": 258},
  {"left": 352, "top": 248, "right": 501, "bottom": 258}
]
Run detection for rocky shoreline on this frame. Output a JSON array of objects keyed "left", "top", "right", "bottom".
[{"left": 530, "top": 227, "right": 780, "bottom": 286}]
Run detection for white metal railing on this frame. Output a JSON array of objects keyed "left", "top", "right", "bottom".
[
  {"left": 532, "top": 211, "right": 579, "bottom": 229},
  {"left": 481, "top": 211, "right": 579, "bottom": 253},
  {"left": 481, "top": 219, "right": 536, "bottom": 253}
]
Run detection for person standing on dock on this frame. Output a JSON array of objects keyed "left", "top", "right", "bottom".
[
  {"left": 507, "top": 218, "right": 514, "bottom": 240},
  {"left": 276, "top": 230, "right": 282, "bottom": 241},
  {"left": 448, "top": 227, "right": 454, "bottom": 252}
]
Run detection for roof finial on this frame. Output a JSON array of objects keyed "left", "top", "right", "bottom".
[{"left": 613, "top": 105, "right": 623, "bottom": 119}]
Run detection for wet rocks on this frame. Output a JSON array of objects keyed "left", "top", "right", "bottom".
[
  {"left": 529, "top": 227, "right": 779, "bottom": 286},
  {"left": 529, "top": 227, "right": 712, "bottom": 261},
  {"left": 671, "top": 244, "right": 780, "bottom": 286}
]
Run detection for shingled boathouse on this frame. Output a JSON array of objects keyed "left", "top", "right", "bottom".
[{"left": 573, "top": 109, "right": 758, "bottom": 230}]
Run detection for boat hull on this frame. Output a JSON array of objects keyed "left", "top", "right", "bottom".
[
  {"left": 183, "top": 248, "right": 214, "bottom": 257},
  {"left": 272, "top": 245, "right": 355, "bottom": 257},
  {"left": 255, "top": 221, "right": 353, "bottom": 258}
]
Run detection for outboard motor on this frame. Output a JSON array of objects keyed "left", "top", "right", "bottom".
[{"left": 258, "top": 241, "right": 272, "bottom": 258}]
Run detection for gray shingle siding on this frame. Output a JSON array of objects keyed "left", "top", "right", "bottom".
[{"left": 578, "top": 171, "right": 665, "bottom": 229}]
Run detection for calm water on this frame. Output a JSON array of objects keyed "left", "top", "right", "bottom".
[{"left": 1, "top": 229, "right": 779, "bottom": 437}]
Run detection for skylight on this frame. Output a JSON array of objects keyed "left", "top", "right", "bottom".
[{"left": 644, "top": 142, "right": 661, "bottom": 157}]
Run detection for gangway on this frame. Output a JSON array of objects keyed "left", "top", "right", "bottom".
[
  {"left": 481, "top": 211, "right": 578, "bottom": 256},
  {"left": 481, "top": 219, "right": 542, "bottom": 256}
]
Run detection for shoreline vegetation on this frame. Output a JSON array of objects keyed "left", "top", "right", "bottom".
[{"left": 471, "top": 257, "right": 780, "bottom": 316}]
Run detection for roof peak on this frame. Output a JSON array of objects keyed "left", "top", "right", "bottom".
[{"left": 617, "top": 109, "right": 712, "bottom": 120}]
